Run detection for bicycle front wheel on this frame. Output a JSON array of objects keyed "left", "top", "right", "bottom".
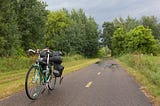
[{"left": 25, "top": 66, "right": 42, "bottom": 100}]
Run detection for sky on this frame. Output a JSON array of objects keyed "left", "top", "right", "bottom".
[{"left": 41, "top": 0, "right": 160, "bottom": 26}]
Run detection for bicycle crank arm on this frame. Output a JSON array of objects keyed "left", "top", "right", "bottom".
[
  {"left": 41, "top": 83, "right": 49, "bottom": 94},
  {"left": 41, "top": 87, "right": 46, "bottom": 94}
]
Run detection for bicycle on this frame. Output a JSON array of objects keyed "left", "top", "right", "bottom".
[{"left": 25, "top": 48, "right": 63, "bottom": 100}]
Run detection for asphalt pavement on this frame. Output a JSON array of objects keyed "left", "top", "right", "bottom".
[{"left": 0, "top": 60, "right": 152, "bottom": 106}]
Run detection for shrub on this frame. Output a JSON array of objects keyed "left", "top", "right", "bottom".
[
  {"left": 98, "top": 47, "right": 110, "bottom": 57},
  {"left": 112, "top": 25, "right": 160, "bottom": 56}
]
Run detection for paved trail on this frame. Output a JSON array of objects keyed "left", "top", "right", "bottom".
[{"left": 0, "top": 60, "right": 152, "bottom": 106}]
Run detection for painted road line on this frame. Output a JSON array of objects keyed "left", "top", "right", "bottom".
[
  {"left": 97, "top": 72, "right": 101, "bottom": 75},
  {"left": 85, "top": 81, "right": 93, "bottom": 88}
]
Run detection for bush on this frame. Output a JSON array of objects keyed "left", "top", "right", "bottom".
[
  {"left": 98, "top": 47, "right": 110, "bottom": 57},
  {"left": 112, "top": 25, "right": 160, "bottom": 56}
]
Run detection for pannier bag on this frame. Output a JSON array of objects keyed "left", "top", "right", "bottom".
[
  {"left": 40, "top": 51, "right": 47, "bottom": 58},
  {"left": 40, "top": 51, "right": 62, "bottom": 65},
  {"left": 53, "top": 64, "right": 64, "bottom": 77},
  {"left": 52, "top": 51, "right": 62, "bottom": 64},
  {"left": 39, "top": 51, "right": 64, "bottom": 77}
]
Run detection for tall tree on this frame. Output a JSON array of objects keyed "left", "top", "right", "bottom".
[
  {"left": 113, "top": 16, "right": 139, "bottom": 31},
  {"left": 84, "top": 17, "right": 99, "bottom": 57},
  {"left": 17, "top": 0, "right": 48, "bottom": 50},
  {"left": 70, "top": 9, "right": 99, "bottom": 56},
  {"left": 0, "top": 0, "right": 21, "bottom": 56},
  {"left": 111, "top": 27, "right": 126, "bottom": 56},
  {"left": 140, "top": 16, "right": 160, "bottom": 40},
  {"left": 70, "top": 9, "right": 87, "bottom": 55},
  {"left": 45, "top": 10, "right": 70, "bottom": 53},
  {"left": 102, "top": 22, "right": 115, "bottom": 56}
]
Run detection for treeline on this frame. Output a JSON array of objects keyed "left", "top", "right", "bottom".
[
  {"left": 1, "top": 0, "right": 160, "bottom": 57},
  {"left": 0, "top": 0, "right": 99, "bottom": 57},
  {"left": 102, "top": 16, "right": 160, "bottom": 56}
]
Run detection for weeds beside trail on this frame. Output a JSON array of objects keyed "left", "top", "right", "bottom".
[
  {"left": 118, "top": 54, "right": 160, "bottom": 105},
  {"left": 0, "top": 55, "right": 99, "bottom": 99}
]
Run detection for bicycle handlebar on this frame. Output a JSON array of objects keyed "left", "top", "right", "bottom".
[
  {"left": 28, "top": 48, "right": 62, "bottom": 56},
  {"left": 28, "top": 48, "right": 48, "bottom": 55}
]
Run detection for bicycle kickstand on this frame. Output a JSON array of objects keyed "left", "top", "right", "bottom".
[{"left": 59, "top": 76, "right": 63, "bottom": 85}]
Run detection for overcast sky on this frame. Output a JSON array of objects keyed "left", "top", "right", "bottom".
[{"left": 41, "top": 0, "right": 160, "bottom": 26}]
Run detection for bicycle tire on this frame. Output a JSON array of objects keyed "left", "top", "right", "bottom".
[
  {"left": 48, "top": 74, "right": 56, "bottom": 90},
  {"left": 25, "top": 66, "right": 42, "bottom": 100}
]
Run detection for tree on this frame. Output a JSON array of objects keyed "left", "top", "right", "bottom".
[
  {"left": 102, "top": 22, "right": 115, "bottom": 56},
  {"left": 69, "top": 9, "right": 87, "bottom": 55},
  {"left": 112, "top": 25, "right": 159, "bottom": 55},
  {"left": 125, "top": 16, "right": 140, "bottom": 31},
  {"left": 45, "top": 10, "right": 70, "bottom": 53},
  {"left": 140, "top": 16, "right": 160, "bottom": 40},
  {"left": 111, "top": 27, "right": 126, "bottom": 55},
  {"left": 125, "top": 26, "right": 159, "bottom": 54},
  {"left": 46, "top": 9, "right": 99, "bottom": 57},
  {"left": 113, "top": 16, "right": 139, "bottom": 31},
  {"left": 102, "top": 17, "right": 140, "bottom": 56},
  {"left": 84, "top": 17, "right": 99, "bottom": 57},
  {"left": 0, "top": 0, "right": 21, "bottom": 56},
  {"left": 17, "top": 0, "right": 48, "bottom": 50},
  {"left": 70, "top": 9, "right": 99, "bottom": 57}
]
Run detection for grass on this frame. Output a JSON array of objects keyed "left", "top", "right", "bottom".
[
  {"left": 0, "top": 56, "right": 99, "bottom": 99},
  {"left": 0, "top": 56, "right": 34, "bottom": 72},
  {"left": 117, "top": 54, "right": 160, "bottom": 105}
]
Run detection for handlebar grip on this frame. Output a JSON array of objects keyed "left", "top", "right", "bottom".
[
  {"left": 28, "top": 49, "right": 37, "bottom": 56},
  {"left": 28, "top": 49, "right": 36, "bottom": 53}
]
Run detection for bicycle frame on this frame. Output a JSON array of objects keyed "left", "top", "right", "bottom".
[{"left": 34, "top": 49, "right": 52, "bottom": 83}]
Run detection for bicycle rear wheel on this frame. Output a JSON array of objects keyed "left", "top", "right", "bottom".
[
  {"left": 25, "top": 66, "right": 42, "bottom": 100},
  {"left": 48, "top": 74, "right": 56, "bottom": 90}
]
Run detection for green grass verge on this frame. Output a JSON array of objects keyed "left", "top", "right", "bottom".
[
  {"left": 0, "top": 58, "right": 99, "bottom": 99},
  {"left": 117, "top": 54, "right": 160, "bottom": 105}
]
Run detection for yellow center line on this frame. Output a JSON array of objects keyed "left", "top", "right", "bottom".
[
  {"left": 85, "top": 81, "right": 93, "bottom": 88},
  {"left": 97, "top": 72, "right": 101, "bottom": 75}
]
